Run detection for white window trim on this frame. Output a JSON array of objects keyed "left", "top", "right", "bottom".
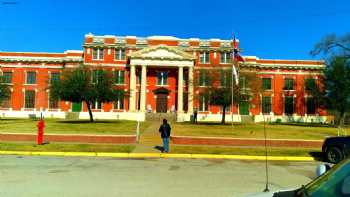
[
  {"left": 220, "top": 52, "right": 232, "bottom": 64},
  {"left": 24, "top": 90, "right": 36, "bottom": 109},
  {"left": 261, "top": 96, "right": 272, "bottom": 115},
  {"left": 157, "top": 71, "right": 168, "bottom": 86},
  {"left": 25, "top": 71, "right": 37, "bottom": 85},
  {"left": 114, "top": 70, "right": 125, "bottom": 85},
  {"left": 48, "top": 91, "right": 60, "bottom": 110},
  {"left": 200, "top": 51, "right": 210, "bottom": 64},
  {"left": 114, "top": 48, "right": 126, "bottom": 61},
  {"left": 113, "top": 96, "right": 124, "bottom": 110},
  {"left": 92, "top": 48, "right": 104, "bottom": 60}
]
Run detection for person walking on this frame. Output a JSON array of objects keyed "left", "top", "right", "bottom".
[{"left": 159, "top": 119, "right": 171, "bottom": 153}]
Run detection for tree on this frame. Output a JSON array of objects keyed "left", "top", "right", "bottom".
[
  {"left": 195, "top": 68, "right": 260, "bottom": 124},
  {"left": 311, "top": 33, "right": 350, "bottom": 129},
  {"left": 311, "top": 33, "right": 350, "bottom": 59},
  {"left": 324, "top": 57, "right": 350, "bottom": 127},
  {"left": 0, "top": 76, "right": 11, "bottom": 107},
  {"left": 50, "top": 65, "right": 120, "bottom": 122}
]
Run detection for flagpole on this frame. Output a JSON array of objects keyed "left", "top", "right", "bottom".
[{"left": 231, "top": 60, "right": 234, "bottom": 130}]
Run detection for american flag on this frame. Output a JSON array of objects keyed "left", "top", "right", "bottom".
[{"left": 232, "top": 34, "right": 244, "bottom": 85}]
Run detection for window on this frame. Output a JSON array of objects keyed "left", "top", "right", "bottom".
[
  {"left": 0, "top": 94, "right": 11, "bottom": 108},
  {"left": 2, "top": 72, "right": 12, "bottom": 83},
  {"left": 199, "top": 94, "right": 209, "bottom": 112},
  {"left": 306, "top": 97, "right": 316, "bottom": 114},
  {"left": 25, "top": 90, "right": 35, "bottom": 108},
  {"left": 92, "top": 48, "right": 104, "bottom": 60},
  {"left": 92, "top": 70, "right": 103, "bottom": 84},
  {"left": 157, "top": 71, "right": 168, "bottom": 85},
  {"left": 284, "top": 78, "right": 294, "bottom": 90},
  {"left": 115, "top": 48, "right": 126, "bottom": 60},
  {"left": 262, "top": 78, "right": 271, "bottom": 90},
  {"left": 114, "top": 70, "right": 125, "bottom": 84},
  {"left": 49, "top": 94, "right": 59, "bottom": 109},
  {"left": 199, "top": 70, "right": 211, "bottom": 87},
  {"left": 199, "top": 51, "right": 210, "bottom": 64},
  {"left": 50, "top": 72, "right": 60, "bottom": 84},
  {"left": 91, "top": 100, "right": 102, "bottom": 110},
  {"left": 262, "top": 96, "right": 272, "bottom": 114},
  {"left": 284, "top": 96, "right": 294, "bottom": 115},
  {"left": 26, "top": 72, "right": 36, "bottom": 84},
  {"left": 240, "top": 76, "right": 248, "bottom": 90},
  {"left": 114, "top": 91, "right": 124, "bottom": 110},
  {"left": 220, "top": 70, "right": 230, "bottom": 87},
  {"left": 220, "top": 52, "right": 232, "bottom": 64},
  {"left": 305, "top": 78, "right": 316, "bottom": 91}
]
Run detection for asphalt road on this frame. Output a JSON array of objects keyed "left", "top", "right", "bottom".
[{"left": 0, "top": 155, "right": 321, "bottom": 197}]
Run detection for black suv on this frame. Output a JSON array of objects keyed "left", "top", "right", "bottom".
[{"left": 322, "top": 136, "right": 350, "bottom": 163}]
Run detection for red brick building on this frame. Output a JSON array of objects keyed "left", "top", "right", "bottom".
[{"left": 0, "top": 34, "right": 326, "bottom": 122}]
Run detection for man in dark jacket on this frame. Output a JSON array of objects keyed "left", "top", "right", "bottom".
[{"left": 159, "top": 119, "right": 171, "bottom": 153}]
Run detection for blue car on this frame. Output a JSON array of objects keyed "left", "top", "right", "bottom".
[{"left": 247, "top": 158, "right": 350, "bottom": 197}]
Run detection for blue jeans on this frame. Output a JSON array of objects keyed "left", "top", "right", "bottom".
[{"left": 162, "top": 137, "right": 169, "bottom": 152}]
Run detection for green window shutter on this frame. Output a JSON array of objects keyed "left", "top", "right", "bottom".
[
  {"left": 262, "top": 78, "right": 271, "bottom": 90},
  {"left": 284, "top": 78, "right": 294, "bottom": 90},
  {"left": 205, "top": 52, "right": 210, "bottom": 63},
  {"left": 200, "top": 53, "right": 205, "bottom": 63},
  {"left": 92, "top": 48, "right": 98, "bottom": 59},
  {"left": 121, "top": 49, "right": 126, "bottom": 60},
  {"left": 25, "top": 90, "right": 35, "bottom": 108},
  {"left": 120, "top": 71, "right": 125, "bottom": 84},
  {"left": 306, "top": 97, "right": 316, "bottom": 114},
  {"left": 220, "top": 52, "right": 225, "bottom": 63},
  {"left": 3, "top": 72, "right": 12, "bottom": 83},
  {"left": 284, "top": 96, "right": 294, "bottom": 114},
  {"left": 305, "top": 78, "right": 316, "bottom": 91},
  {"left": 98, "top": 49, "right": 104, "bottom": 60},
  {"left": 50, "top": 72, "right": 60, "bottom": 84},
  {"left": 262, "top": 96, "right": 271, "bottom": 114},
  {"left": 26, "top": 72, "right": 36, "bottom": 84}
]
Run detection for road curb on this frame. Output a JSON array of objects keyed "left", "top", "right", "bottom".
[{"left": 0, "top": 150, "right": 316, "bottom": 161}]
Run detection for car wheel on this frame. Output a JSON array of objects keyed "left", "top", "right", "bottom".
[{"left": 326, "top": 146, "right": 344, "bottom": 163}]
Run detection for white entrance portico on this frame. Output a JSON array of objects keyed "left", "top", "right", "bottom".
[{"left": 128, "top": 45, "right": 195, "bottom": 115}]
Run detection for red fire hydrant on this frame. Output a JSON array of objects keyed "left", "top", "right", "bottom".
[{"left": 37, "top": 119, "right": 45, "bottom": 145}]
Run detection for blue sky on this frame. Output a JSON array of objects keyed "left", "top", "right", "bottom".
[{"left": 0, "top": 0, "right": 349, "bottom": 60}]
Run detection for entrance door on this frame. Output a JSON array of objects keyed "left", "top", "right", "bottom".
[
  {"left": 239, "top": 100, "right": 249, "bottom": 115},
  {"left": 156, "top": 94, "right": 168, "bottom": 113},
  {"left": 72, "top": 102, "right": 82, "bottom": 112}
]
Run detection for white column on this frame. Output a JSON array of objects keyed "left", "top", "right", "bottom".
[
  {"left": 188, "top": 66, "right": 194, "bottom": 113},
  {"left": 129, "top": 65, "right": 136, "bottom": 112},
  {"left": 140, "top": 65, "right": 147, "bottom": 112},
  {"left": 177, "top": 66, "right": 184, "bottom": 113}
]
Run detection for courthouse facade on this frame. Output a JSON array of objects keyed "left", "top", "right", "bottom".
[{"left": 0, "top": 34, "right": 326, "bottom": 122}]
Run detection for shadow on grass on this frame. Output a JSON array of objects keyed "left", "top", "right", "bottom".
[
  {"left": 57, "top": 120, "right": 130, "bottom": 124},
  {"left": 270, "top": 122, "right": 335, "bottom": 128},
  {"left": 309, "top": 151, "right": 324, "bottom": 162},
  {"left": 177, "top": 122, "right": 242, "bottom": 126}
]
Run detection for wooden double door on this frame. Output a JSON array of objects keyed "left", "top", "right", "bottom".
[{"left": 156, "top": 93, "right": 168, "bottom": 113}]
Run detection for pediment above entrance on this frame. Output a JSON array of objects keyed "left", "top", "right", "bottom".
[{"left": 129, "top": 45, "right": 194, "bottom": 61}]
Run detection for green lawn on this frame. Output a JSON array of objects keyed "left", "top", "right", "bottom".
[
  {"left": 0, "top": 119, "right": 151, "bottom": 135},
  {"left": 171, "top": 145, "right": 321, "bottom": 158},
  {"left": 172, "top": 122, "right": 347, "bottom": 140},
  {"left": 0, "top": 142, "right": 135, "bottom": 153}
]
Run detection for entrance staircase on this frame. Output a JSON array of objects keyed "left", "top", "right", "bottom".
[
  {"left": 145, "top": 113, "right": 177, "bottom": 122},
  {"left": 240, "top": 115, "right": 254, "bottom": 123}
]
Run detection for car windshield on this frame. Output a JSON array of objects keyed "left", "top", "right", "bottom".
[{"left": 301, "top": 158, "right": 350, "bottom": 196}]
